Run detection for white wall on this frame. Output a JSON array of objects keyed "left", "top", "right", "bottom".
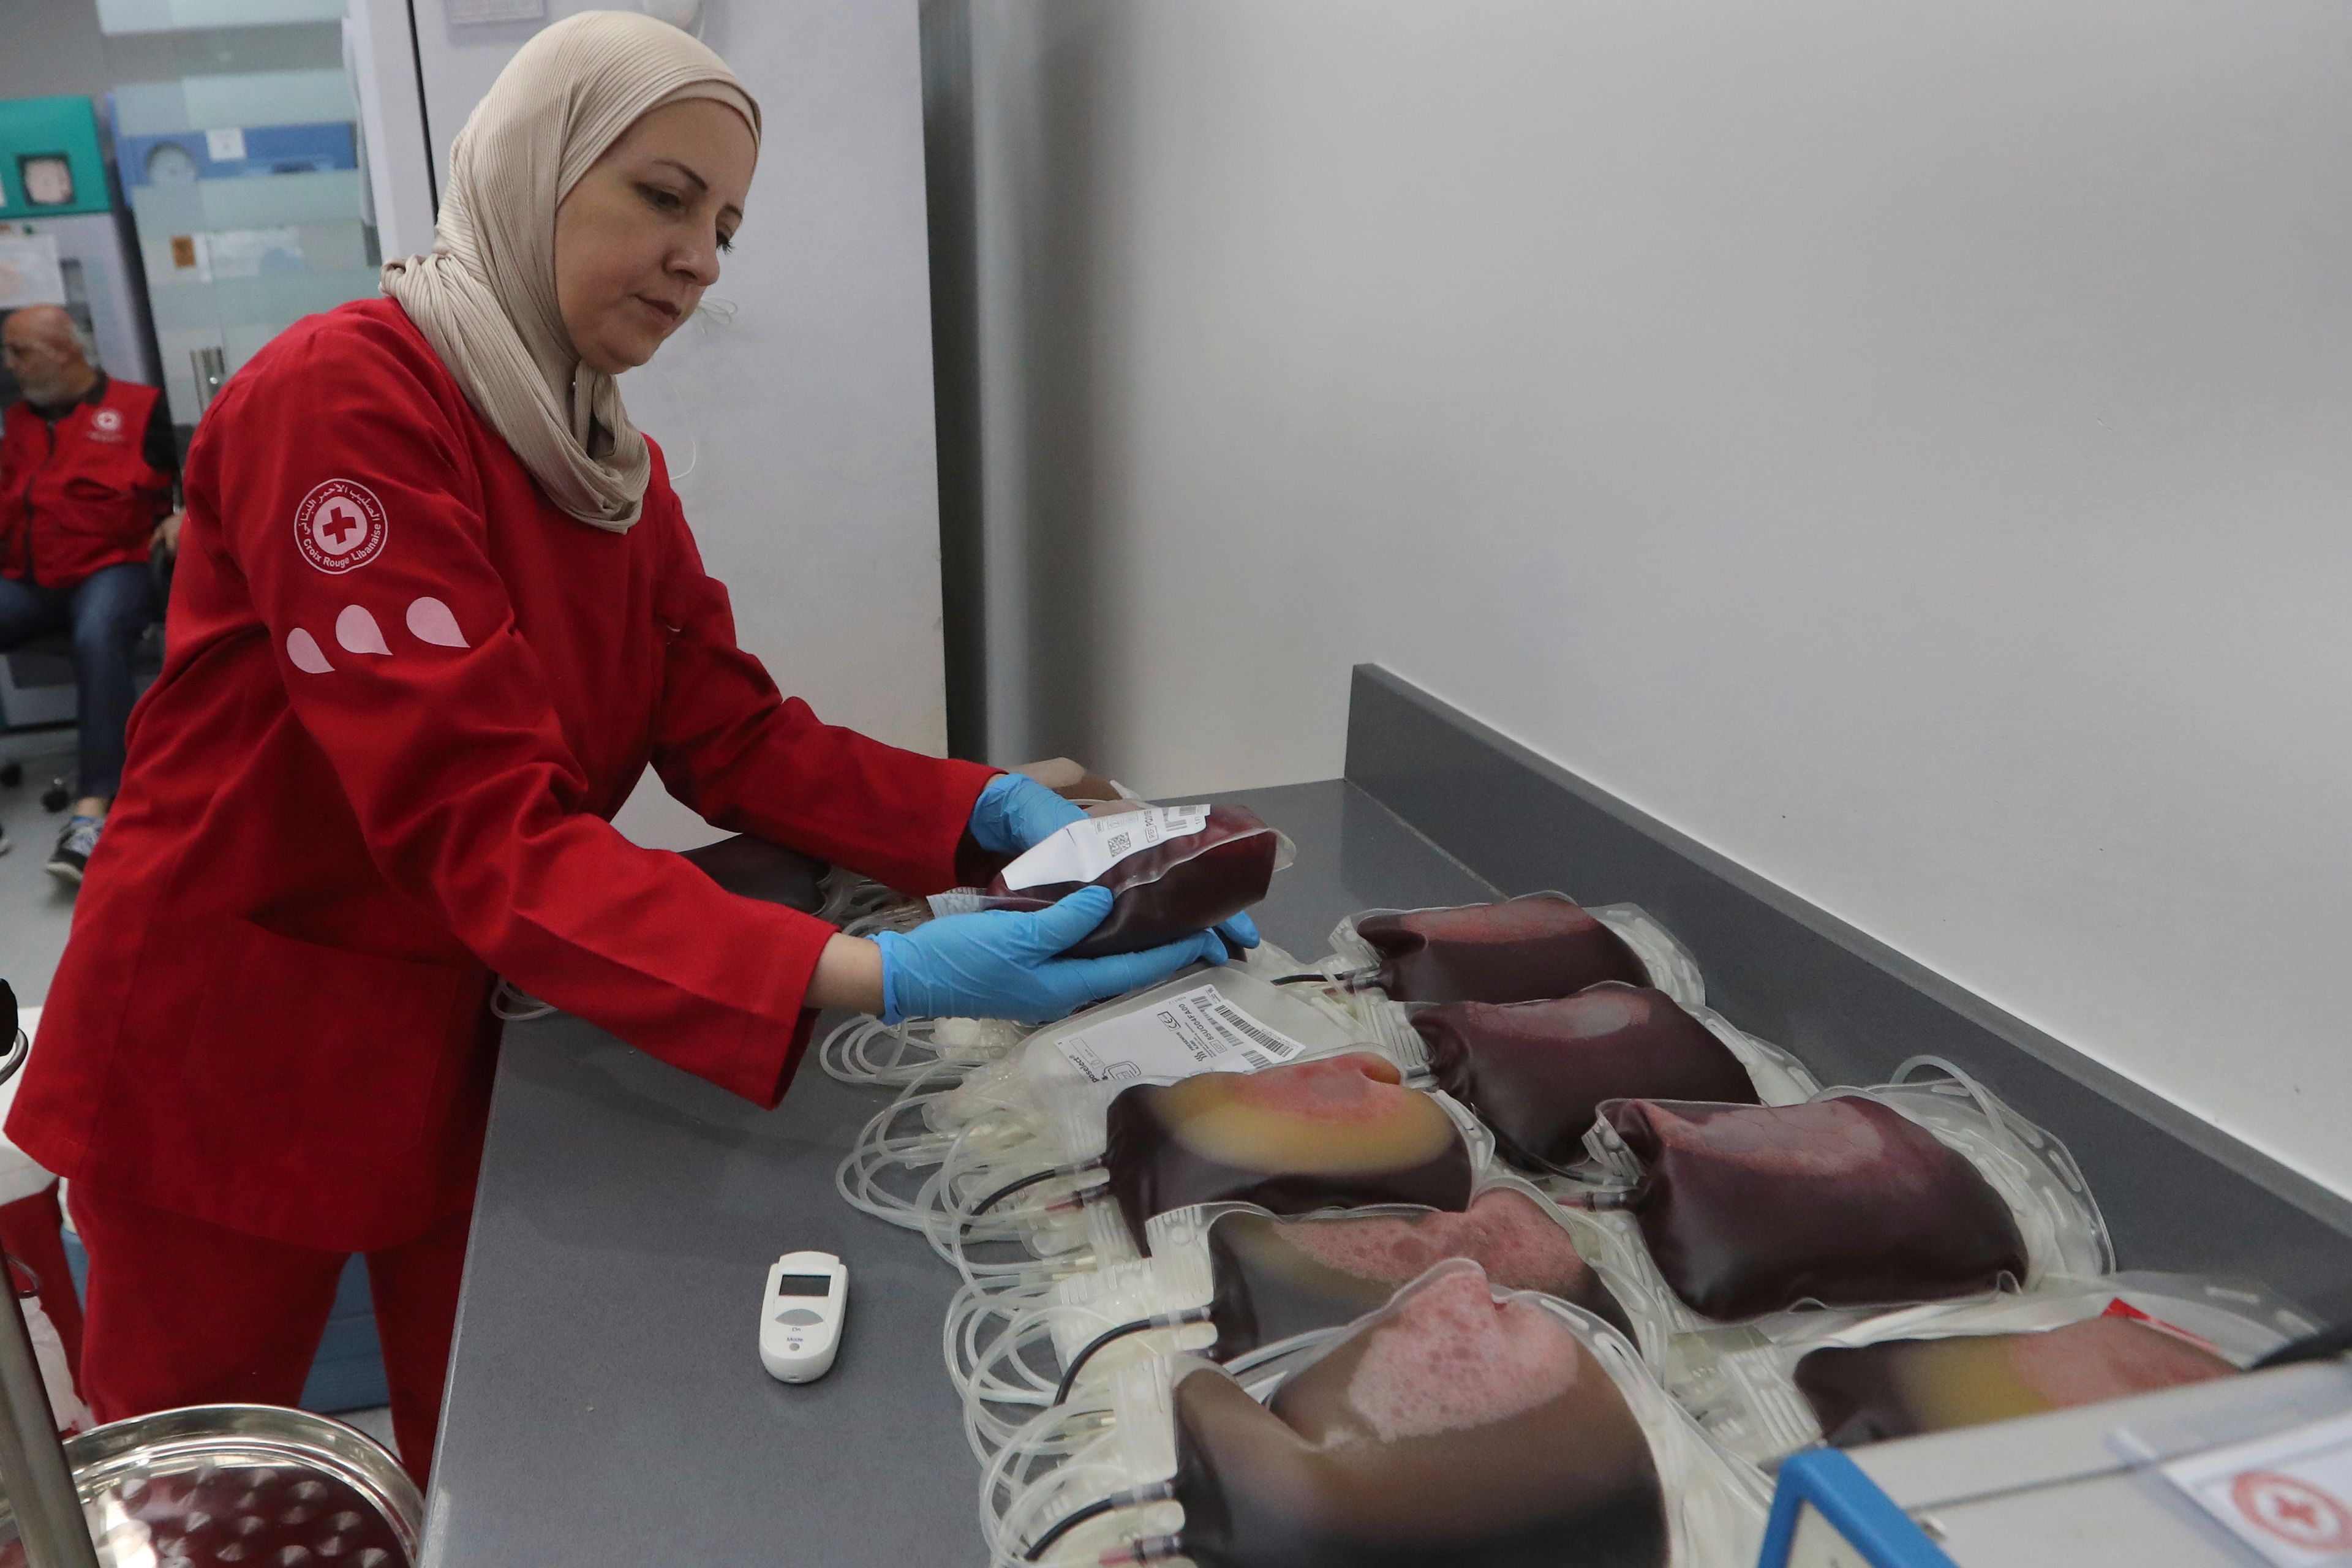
[
  {"left": 956, "top": 2, "right": 2352, "bottom": 1197},
  {"left": 409, "top": 0, "right": 951, "bottom": 847},
  {"left": 0, "top": 4, "right": 113, "bottom": 107}
]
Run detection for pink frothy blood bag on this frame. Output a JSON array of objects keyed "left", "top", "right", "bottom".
[
  {"left": 1603, "top": 1097, "right": 2029, "bottom": 1320},
  {"left": 986, "top": 804, "right": 1281, "bottom": 959},
  {"left": 1101, "top": 1054, "right": 1476, "bottom": 1253},
  {"left": 1169, "top": 1263, "right": 1670, "bottom": 1567},
  {"left": 1414, "top": 983, "right": 1758, "bottom": 1173},
  {"left": 1794, "top": 1313, "right": 2235, "bottom": 1447},
  {"left": 1352, "top": 893, "right": 1649, "bottom": 1005},
  {"left": 1202, "top": 1188, "right": 1633, "bottom": 1360}
]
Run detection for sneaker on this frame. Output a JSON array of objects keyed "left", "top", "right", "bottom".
[{"left": 46, "top": 816, "right": 100, "bottom": 886}]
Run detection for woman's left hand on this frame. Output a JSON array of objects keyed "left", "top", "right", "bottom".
[
  {"left": 965, "top": 772, "right": 1262, "bottom": 952},
  {"left": 967, "top": 772, "right": 1087, "bottom": 856}
]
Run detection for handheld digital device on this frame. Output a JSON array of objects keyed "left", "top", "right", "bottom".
[{"left": 760, "top": 1251, "right": 847, "bottom": 1384}]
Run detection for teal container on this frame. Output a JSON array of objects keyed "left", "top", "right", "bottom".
[{"left": 0, "top": 97, "right": 113, "bottom": 220}]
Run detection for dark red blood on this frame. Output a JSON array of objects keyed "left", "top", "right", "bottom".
[
  {"left": 1355, "top": 894, "right": 1646, "bottom": 1005},
  {"left": 1171, "top": 1269, "right": 1668, "bottom": 1567},
  {"left": 1101, "top": 1055, "right": 1475, "bottom": 1254},
  {"left": 1415, "top": 984, "right": 1757, "bottom": 1172},
  {"left": 1204, "top": 1191, "right": 1632, "bottom": 1361},
  {"left": 1795, "top": 1316, "right": 2236, "bottom": 1447},
  {"left": 1606, "top": 1097, "right": 2029, "bottom": 1321},
  {"left": 0, "top": 1463, "right": 405, "bottom": 1567},
  {"left": 986, "top": 804, "right": 1278, "bottom": 958}
]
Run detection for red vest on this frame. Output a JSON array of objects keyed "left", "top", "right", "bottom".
[{"left": 0, "top": 376, "right": 170, "bottom": 588}]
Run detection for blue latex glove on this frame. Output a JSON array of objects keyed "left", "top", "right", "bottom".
[
  {"left": 967, "top": 772, "right": 1087, "bottom": 856},
  {"left": 1216, "top": 909, "right": 1262, "bottom": 952},
  {"left": 874, "top": 885, "right": 1227, "bottom": 1025}
]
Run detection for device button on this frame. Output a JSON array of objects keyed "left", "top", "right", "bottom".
[{"left": 774, "top": 1308, "right": 824, "bottom": 1327}]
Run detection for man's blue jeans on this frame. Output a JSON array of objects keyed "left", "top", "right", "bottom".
[{"left": 0, "top": 562, "right": 154, "bottom": 799}]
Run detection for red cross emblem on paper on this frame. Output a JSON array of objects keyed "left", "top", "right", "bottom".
[
  {"left": 293, "top": 478, "right": 389, "bottom": 575},
  {"left": 2233, "top": 1470, "right": 2352, "bottom": 1553}
]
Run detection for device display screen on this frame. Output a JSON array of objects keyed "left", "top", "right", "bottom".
[{"left": 776, "top": 1273, "right": 833, "bottom": 1298}]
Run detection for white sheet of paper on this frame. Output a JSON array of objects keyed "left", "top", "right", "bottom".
[
  {"left": 0, "top": 235, "right": 67, "bottom": 311},
  {"left": 1054, "top": 984, "right": 1308, "bottom": 1084}
]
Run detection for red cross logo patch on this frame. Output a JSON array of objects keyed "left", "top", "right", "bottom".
[
  {"left": 294, "top": 478, "right": 389, "bottom": 575},
  {"left": 2232, "top": 1470, "right": 2352, "bottom": 1553}
]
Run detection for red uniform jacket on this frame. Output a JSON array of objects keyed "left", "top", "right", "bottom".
[
  {"left": 0, "top": 375, "right": 173, "bottom": 587},
  {"left": 5, "top": 299, "right": 993, "bottom": 1252}
]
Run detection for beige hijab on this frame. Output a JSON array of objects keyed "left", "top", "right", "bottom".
[{"left": 382, "top": 12, "right": 760, "bottom": 532}]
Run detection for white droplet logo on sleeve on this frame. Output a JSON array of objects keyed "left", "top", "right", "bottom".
[
  {"left": 286, "top": 628, "right": 333, "bottom": 674},
  {"left": 335, "top": 605, "right": 390, "bottom": 655},
  {"left": 406, "top": 597, "right": 467, "bottom": 647}
]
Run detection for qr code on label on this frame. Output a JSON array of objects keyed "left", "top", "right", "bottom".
[{"left": 1106, "top": 831, "right": 1133, "bottom": 856}]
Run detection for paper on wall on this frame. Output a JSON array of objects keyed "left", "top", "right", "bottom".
[{"left": 0, "top": 235, "right": 67, "bottom": 311}]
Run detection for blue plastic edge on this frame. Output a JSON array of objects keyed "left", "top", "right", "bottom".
[{"left": 1757, "top": 1449, "right": 1960, "bottom": 1568}]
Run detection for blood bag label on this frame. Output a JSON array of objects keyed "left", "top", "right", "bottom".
[
  {"left": 1000, "top": 805, "right": 1210, "bottom": 891},
  {"left": 1055, "top": 984, "right": 1308, "bottom": 1083}
]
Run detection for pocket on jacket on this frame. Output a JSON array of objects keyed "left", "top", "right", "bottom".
[{"left": 183, "top": 918, "right": 471, "bottom": 1175}]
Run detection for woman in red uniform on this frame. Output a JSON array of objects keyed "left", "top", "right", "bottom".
[{"left": 3, "top": 13, "right": 1237, "bottom": 1478}]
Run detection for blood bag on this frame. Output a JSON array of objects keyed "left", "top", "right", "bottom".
[
  {"left": 1597, "top": 1096, "right": 2030, "bottom": 1321},
  {"left": 1396, "top": 984, "right": 1812, "bottom": 1174},
  {"left": 981, "top": 1261, "right": 1770, "bottom": 1567},
  {"left": 949, "top": 1181, "right": 1676, "bottom": 1459},
  {"left": 1668, "top": 1274, "right": 2313, "bottom": 1464},
  {"left": 1099, "top": 1053, "right": 1479, "bottom": 1253},
  {"left": 1801, "top": 1316, "right": 2235, "bottom": 1446},
  {"left": 1344, "top": 892, "right": 1650, "bottom": 1005},
  {"left": 1197, "top": 1187, "right": 1636, "bottom": 1356},
  {"left": 1172, "top": 1265, "right": 1671, "bottom": 1567},
  {"left": 1585, "top": 1063, "right": 2113, "bottom": 1330},
  {"left": 836, "top": 962, "right": 1386, "bottom": 1251},
  {"left": 986, "top": 805, "right": 1287, "bottom": 959}
]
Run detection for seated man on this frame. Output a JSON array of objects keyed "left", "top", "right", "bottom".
[{"left": 0, "top": 306, "right": 179, "bottom": 882}]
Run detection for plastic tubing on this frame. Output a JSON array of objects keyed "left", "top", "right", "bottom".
[
  {"left": 1053, "top": 1311, "right": 1209, "bottom": 1406},
  {"left": 981, "top": 1402, "right": 1121, "bottom": 1558},
  {"left": 836, "top": 1095, "right": 965, "bottom": 1231},
  {"left": 1020, "top": 1485, "right": 1175, "bottom": 1563},
  {"left": 963, "top": 1317, "right": 1066, "bottom": 1460}
]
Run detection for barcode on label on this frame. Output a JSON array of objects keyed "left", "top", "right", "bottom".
[
  {"left": 1201, "top": 1001, "right": 1302, "bottom": 1069},
  {"left": 1106, "top": 831, "right": 1133, "bottom": 856},
  {"left": 1054, "top": 984, "right": 1311, "bottom": 1085}
]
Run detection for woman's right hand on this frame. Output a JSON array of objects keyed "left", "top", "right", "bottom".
[{"left": 870, "top": 885, "right": 1226, "bottom": 1025}]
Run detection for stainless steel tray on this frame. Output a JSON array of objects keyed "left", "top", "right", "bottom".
[{"left": 0, "top": 1404, "right": 422, "bottom": 1566}]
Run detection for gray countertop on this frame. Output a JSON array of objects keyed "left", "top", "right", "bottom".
[{"left": 421, "top": 779, "right": 1491, "bottom": 1567}]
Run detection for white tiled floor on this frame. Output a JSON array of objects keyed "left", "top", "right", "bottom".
[{"left": 0, "top": 739, "right": 85, "bottom": 1004}]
